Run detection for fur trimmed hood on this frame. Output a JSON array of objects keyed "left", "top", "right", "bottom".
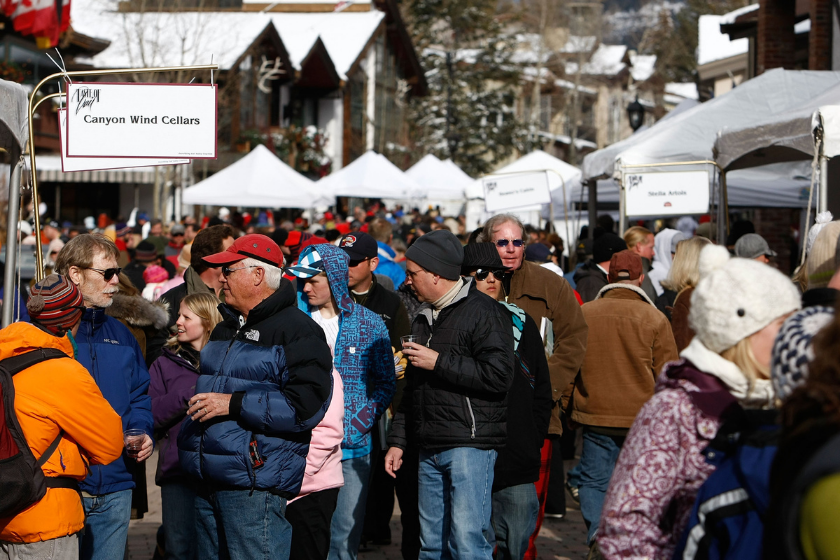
[{"left": 106, "top": 293, "right": 169, "bottom": 330}]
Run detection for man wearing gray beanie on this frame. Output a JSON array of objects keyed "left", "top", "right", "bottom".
[{"left": 384, "top": 229, "right": 515, "bottom": 560}]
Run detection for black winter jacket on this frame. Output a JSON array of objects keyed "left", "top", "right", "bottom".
[
  {"left": 573, "top": 260, "right": 608, "bottom": 303},
  {"left": 387, "top": 279, "right": 515, "bottom": 451},
  {"left": 493, "top": 309, "right": 552, "bottom": 491}
]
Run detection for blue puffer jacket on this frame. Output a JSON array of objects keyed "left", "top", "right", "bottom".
[
  {"left": 74, "top": 308, "right": 153, "bottom": 496},
  {"left": 178, "top": 279, "right": 333, "bottom": 498},
  {"left": 296, "top": 244, "right": 395, "bottom": 459}
]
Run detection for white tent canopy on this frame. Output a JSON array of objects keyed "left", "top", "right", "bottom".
[
  {"left": 715, "top": 102, "right": 840, "bottom": 171},
  {"left": 318, "top": 151, "right": 425, "bottom": 199},
  {"left": 406, "top": 154, "right": 472, "bottom": 200},
  {"left": 182, "top": 144, "right": 329, "bottom": 208},
  {"left": 583, "top": 69, "right": 840, "bottom": 180}
]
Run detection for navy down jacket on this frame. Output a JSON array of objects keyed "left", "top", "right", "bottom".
[{"left": 178, "top": 279, "right": 333, "bottom": 498}]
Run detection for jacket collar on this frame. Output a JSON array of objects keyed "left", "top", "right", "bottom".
[
  {"left": 81, "top": 306, "right": 108, "bottom": 327},
  {"left": 418, "top": 278, "right": 473, "bottom": 325},
  {"left": 219, "top": 278, "right": 297, "bottom": 328},
  {"left": 679, "top": 337, "right": 775, "bottom": 409},
  {"left": 595, "top": 283, "right": 655, "bottom": 306},
  {"left": 185, "top": 266, "right": 213, "bottom": 296},
  {"left": 377, "top": 242, "right": 397, "bottom": 262}
]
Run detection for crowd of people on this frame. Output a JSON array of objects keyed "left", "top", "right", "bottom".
[{"left": 2, "top": 202, "right": 840, "bottom": 560}]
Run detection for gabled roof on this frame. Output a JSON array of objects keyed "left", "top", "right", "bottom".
[
  {"left": 697, "top": 13, "right": 749, "bottom": 66},
  {"left": 566, "top": 44, "right": 627, "bottom": 76}
]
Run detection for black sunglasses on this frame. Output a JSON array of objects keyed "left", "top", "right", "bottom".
[
  {"left": 86, "top": 267, "right": 122, "bottom": 281},
  {"left": 222, "top": 265, "right": 259, "bottom": 277},
  {"left": 348, "top": 258, "right": 371, "bottom": 268},
  {"left": 495, "top": 239, "right": 524, "bottom": 248},
  {"left": 474, "top": 269, "right": 506, "bottom": 281}
]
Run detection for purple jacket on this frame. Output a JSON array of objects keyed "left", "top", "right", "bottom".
[{"left": 149, "top": 347, "right": 199, "bottom": 484}]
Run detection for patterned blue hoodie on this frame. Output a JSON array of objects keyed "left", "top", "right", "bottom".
[{"left": 296, "top": 243, "right": 395, "bottom": 459}]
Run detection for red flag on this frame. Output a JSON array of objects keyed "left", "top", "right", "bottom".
[{"left": 11, "top": 0, "right": 70, "bottom": 47}]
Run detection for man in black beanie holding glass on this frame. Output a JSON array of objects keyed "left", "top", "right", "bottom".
[{"left": 384, "top": 230, "right": 515, "bottom": 560}]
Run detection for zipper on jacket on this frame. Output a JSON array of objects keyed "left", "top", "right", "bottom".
[{"left": 465, "top": 397, "right": 476, "bottom": 440}]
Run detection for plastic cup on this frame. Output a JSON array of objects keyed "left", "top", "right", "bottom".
[
  {"left": 401, "top": 335, "right": 418, "bottom": 349},
  {"left": 124, "top": 429, "right": 145, "bottom": 458}
]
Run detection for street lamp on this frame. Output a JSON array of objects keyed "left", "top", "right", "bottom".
[{"left": 627, "top": 96, "right": 645, "bottom": 132}]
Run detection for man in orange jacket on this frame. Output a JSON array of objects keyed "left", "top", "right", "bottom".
[{"left": 0, "top": 274, "right": 123, "bottom": 560}]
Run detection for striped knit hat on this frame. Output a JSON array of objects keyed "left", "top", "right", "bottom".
[{"left": 27, "top": 274, "right": 84, "bottom": 335}]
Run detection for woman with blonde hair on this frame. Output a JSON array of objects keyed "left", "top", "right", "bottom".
[
  {"left": 597, "top": 245, "right": 800, "bottom": 559},
  {"left": 661, "top": 236, "right": 712, "bottom": 351},
  {"left": 149, "top": 292, "right": 223, "bottom": 560}
]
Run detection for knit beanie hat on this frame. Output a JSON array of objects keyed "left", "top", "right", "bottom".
[
  {"left": 405, "top": 230, "right": 463, "bottom": 280},
  {"left": 143, "top": 265, "right": 169, "bottom": 284},
  {"left": 462, "top": 242, "right": 505, "bottom": 274},
  {"left": 771, "top": 305, "right": 834, "bottom": 401},
  {"left": 135, "top": 241, "right": 158, "bottom": 262},
  {"left": 593, "top": 233, "right": 627, "bottom": 264},
  {"left": 27, "top": 274, "right": 84, "bottom": 336},
  {"left": 689, "top": 245, "right": 801, "bottom": 353},
  {"left": 806, "top": 220, "right": 840, "bottom": 289}
]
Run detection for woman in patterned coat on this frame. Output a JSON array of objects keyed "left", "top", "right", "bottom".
[{"left": 596, "top": 245, "right": 801, "bottom": 560}]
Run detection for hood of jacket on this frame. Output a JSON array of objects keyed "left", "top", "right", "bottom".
[
  {"left": 595, "top": 282, "right": 655, "bottom": 306},
  {"left": 0, "top": 321, "right": 73, "bottom": 361},
  {"left": 652, "top": 228, "right": 681, "bottom": 273},
  {"left": 106, "top": 292, "right": 169, "bottom": 330},
  {"left": 296, "top": 243, "right": 354, "bottom": 320}
]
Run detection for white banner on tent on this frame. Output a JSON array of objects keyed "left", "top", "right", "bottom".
[
  {"left": 624, "top": 170, "right": 710, "bottom": 217},
  {"left": 66, "top": 82, "right": 217, "bottom": 159},
  {"left": 483, "top": 172, "right": 551, "bottom": 212},
  {"left": 58, "top": 110, "right": 188, "bottom": 172}
]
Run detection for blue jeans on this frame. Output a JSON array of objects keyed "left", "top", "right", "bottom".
[
  {"left": 490, "top": 483, "right": 539, "bottom": 560},
  {"left": 578, "top": 428, "right": 625, "bottom": 544},
  {"left": 418, "top": 447, "right": 497, "bottom": 560},
  {"left": 79, "top": 489, "right": 132, "bottom": 560},
  {"left": 161, "top": 480, "right": 198, "bottom": 560},
  {"left": 328, "top": 454, "right": 372, "bottom": 560},
  {"left": 567, "top": 462, "right": 582, "bottom": 488},
  {"left": 195, "top": 487, "right": 290, "bottom": 560}
]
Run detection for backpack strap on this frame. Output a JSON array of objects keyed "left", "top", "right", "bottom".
[
  {"left": 0, "top": 348, "right": 68, "bottom": 377},
  {"left": 0, "top": 348, "right": 70, "bottom": 475}
]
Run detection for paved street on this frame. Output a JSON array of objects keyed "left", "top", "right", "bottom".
[{"left": 127, "top": 453, "right": 589, "bottom": 559}]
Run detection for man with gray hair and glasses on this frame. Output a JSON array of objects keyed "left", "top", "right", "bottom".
[
  {"left": 478, "top": 215, "right": 588, "bottom": 548},
  {"left": 177, "top": 234, "right": 333, "bottom": 560}
]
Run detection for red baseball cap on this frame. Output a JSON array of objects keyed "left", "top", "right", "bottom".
[{"left": 202, "top": 234, "right": 284, "bottom": 268}]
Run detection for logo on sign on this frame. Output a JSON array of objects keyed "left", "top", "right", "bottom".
[
  {"left": 627, "top": 175, "right": 643, "bottom": 191},
  {"left": 485, "top": 180, "right": 497, "bottom": 193},
  {"left": 72, "top": 87, "right": 101, "bottom": 115}
]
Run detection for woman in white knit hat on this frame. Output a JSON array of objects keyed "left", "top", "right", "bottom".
[{"left": 596, "top": 244, "right": 801, "bottom": 560}]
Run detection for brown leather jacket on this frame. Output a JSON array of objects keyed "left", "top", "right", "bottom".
[
  {"left": 507, "top": 261, "right": 588, "bottom": 435},
  {"left": 570, "top": 283, "right": 679, "bottom": 428}
]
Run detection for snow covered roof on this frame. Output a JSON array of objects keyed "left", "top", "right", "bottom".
[
  {"left": 665, "top": 82, "right": 698, "bottom": 100},
  {"left": 720, "top": 3, "right": 758, "bottom": 25},
  {"left": 697, "top": 14, "right": 749, "bottom": 66},
  {"left": 559, "top": 36, "right": 597, "bottom": 54},
  {"left": 566, "top": 44, "right": 627, "bottom": 76},
  {"left": 69, "top": 0, "right": 383, "bottom": 79},
  {"left": 269, "top": 11, "right": 383, "bottom": 78},
  {"left": 554, "top": 79, "right": 597, "bottom": 95},
  {"left": 630, "top": 53, "right": 656, "bottom": 82}
]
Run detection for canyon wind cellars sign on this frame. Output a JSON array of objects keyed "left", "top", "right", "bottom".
[
  {"left": 65, "top": 82, "right": 217, "bottom": 159},
  {"left": 482, "top": 171, "right": 552, "bottom": 212},
  {"left": 623, "top": 170, "right": 710, "bottom": 217}
]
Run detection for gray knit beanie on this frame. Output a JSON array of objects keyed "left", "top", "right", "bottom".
[{"left": 405, "top": 230, "right": 464, "bottom": 280}]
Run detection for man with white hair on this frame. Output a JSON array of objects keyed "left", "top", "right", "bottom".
[
  {"left": 177, "top": 234, "right": 333, "bottom": 560},
  {"left": 54, "top": 233, "right": 154, "bottom": 560}
]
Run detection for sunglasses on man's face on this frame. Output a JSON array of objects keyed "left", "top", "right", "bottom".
[
  {"left": 474, "top": 269, "right": 506, "bottom": 281},
  {"left": 348, "top": 258, "right": 371, "bottom": 268},
  {"left": 495, "top": 238, "right": 524, "bottom": 248},
  {"left": 86, "top": 267, "right": 121, "bottom": 281},
  {"left": 222, "top": 265, "right": 259, "bottom": 277}
]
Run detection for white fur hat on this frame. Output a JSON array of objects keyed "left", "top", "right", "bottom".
[{"left": 689, "top": 245, "right": 801, "bottom": 353}]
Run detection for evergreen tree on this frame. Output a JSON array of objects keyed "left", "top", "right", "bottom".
[{"left": 404, "top": 0, "right": 527, "bottom": 177}]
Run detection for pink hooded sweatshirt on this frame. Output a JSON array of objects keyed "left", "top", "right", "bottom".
[{"left": 289, "top": 368, "right": 345, "bottom": 502}]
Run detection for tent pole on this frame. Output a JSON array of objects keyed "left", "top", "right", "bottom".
[
  {"left": 618, "top": 174, "right": 626, "bottom": 235},
  {"left": 588, "top": 179, "right": 597, "bottom": 239},
  {"left": 3, "top": 151, "right": 22, "bottom": 328},
  {"left": 820, "top": 155, "right": 828, "bottom": 215},
  {"left": 717, "top": 170, "right": 728, "bottom": 245}
]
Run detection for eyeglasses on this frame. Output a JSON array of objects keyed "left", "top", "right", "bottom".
[
  {"left": 349, "top": 258, "right": 371, "bottom": 268},
  {"left": 474, "top": 269, "right": 506, "bottom": 281},
  {"left": 495, "top": 239, "right": 524, "bottom": 248},
  {"left": 222, "top": 265, "right": 259, "bottom": 277},
  {"left": 86, "top": 267, "right": 121, "bottom": 281}
]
